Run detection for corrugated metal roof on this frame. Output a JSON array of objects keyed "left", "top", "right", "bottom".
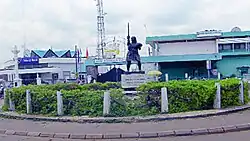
[
  {"left": 146, "top": 31, "right": 250, "bottom": 43},
  {"left": 70, "top": 51, "right": 76, "bottom": 57},
  {"left": 33, "top": 50, "right": 47, "bottom": 57},
  {"left": 54, "top": 50, "right": 69, "bottom": 57},
  {"left": 32, "top": 50, "right": 75, "bottom": 58}
]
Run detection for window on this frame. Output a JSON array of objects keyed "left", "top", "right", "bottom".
[
  {"left": 63, "top": 71, "right": 70, "bottom": 79},
  {"left": 218, "top": 44, "right": 233, "bottom": 52},
  {"left": 247, "top": 43, "right": 250, "bottom": 51},
  {"left": 222, "top": 44, "right": 233, "bottom": 50},
  {"left": 218, "top": 44, "right": 223, "bottom": 51},
  {"left": 234, "top": 43, "right": 245, "bottom": 50}
]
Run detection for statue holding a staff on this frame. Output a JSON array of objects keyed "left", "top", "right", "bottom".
[{"left": 126, "top": 23, "right": 143, "bottom": 72}]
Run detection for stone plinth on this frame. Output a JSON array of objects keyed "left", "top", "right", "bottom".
[{"left": 121, "top": 71, "right": 153, "bottom": 89}]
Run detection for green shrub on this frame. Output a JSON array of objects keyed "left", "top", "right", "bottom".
[
  {"left": 137, "top": 78, "right": 249, "bottom": 113},
  {"left": 62, "top": 89, "right": 103, "bottom": 117},
  {"left": 109, "top": 89, "right": 159, "bottom": 117},
  {"left": 4, "top": 78, "right": 248, "bottom": 117},
  {"left": 220, "top": 78, "right": 249, "bottom": 108}
]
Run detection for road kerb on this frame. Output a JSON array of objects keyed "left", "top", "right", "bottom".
[
  {"left": 174, "top": 130, "right": 193, "bottom": 136},
  {"left": 191, "top": 128, "right": 209, "bottom": 135},
  {"left": 139, "top": 132, "right": 158, "bottom": 138},
  {"left": 235, "top": 123, "right": 250, "bottom": 130},
  {"left": 54, "top": 133, "right": 70, "bottom": 139},
  {"left": 1, "top": 123, "right": 250, "bottom": 139}
]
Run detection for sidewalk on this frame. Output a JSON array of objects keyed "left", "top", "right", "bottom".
[{"left": 0, "top": 110, "right": 250, "bottom": 134}]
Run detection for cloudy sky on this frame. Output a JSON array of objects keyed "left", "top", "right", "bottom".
[{"left": 0, "top": 0, "right": 250, "bottom": 65}]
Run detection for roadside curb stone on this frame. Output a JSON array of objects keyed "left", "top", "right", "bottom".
[
  {"left": 222, "top": 125, "right": 238, "bottom": 132},
  {"left": 157, "top": 131, "right": 175, "bottom": 137},
  {"left": 54, "top": 133, "right": 70, "bottom": 139},
  {"left": 14, "top": 131, "right": 28, "bottom": 136},
  {"left": 5, "top": 130, "right": 15, "bottom": 135},
  {"left": 39, "top": 132, "right": 55, "bottom": 138},
  {"left": 69, "top": 134, "right": 86, "bottom": 139},
  {"left": 236, "top": 123, "right": 250, "bottom": 130},
  {"left": 103, "top": 133, "right": 121, "bottom": 139},
  {"left": 85, "top": 134, "right": 103, "bottom": 139},
  {"left": 191, "top": 128, "right": 208, "bottom": 135},
  {"left": 208, "top": 127, "right": 225, "bottom": 134},
  {"left": 139, "top": 132, "right": 158, "bottom": 138},
  {"left": 27, "top": 132, "right": 41, "bottom": 137},
  {"left": 121, "top": 133, "right": 140, "bottom": 138},
  {"left": 174, "top": 130, "right": 193, "bottom": 136}
]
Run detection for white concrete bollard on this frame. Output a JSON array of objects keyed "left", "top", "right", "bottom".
[
  {"left": 239, "top": 81, "right": 244, "bottom": 104},
  {"left": 36, "top": 73, "right": 42, "bottom": 85},
  {"left": 165, "top": 74, "right": 169, "bottom": 82},
  {"left": 3, "top": 89, "right": 8, "bottom": 106},
  {"left": 103, "top": 91, "right": 111, "bottom": 115},
  {"left": 161, "top": 87, "right": 169, "bottom": 113},
  {"left": 36, "top": 78, "right": 42, "bottom": 85},
  {"left": 9, "top": 97, "right": 15, "bottom": 111},
  {"left": 56, "top": 91, "right": 63, "bottom": 116},
  {"left": 218, "top": 72, "right": 221, "bottom": 80},
  {"left": 26, "top": 90, "right": 32, "bottom": 114},
  {"left": 214, "top": 83, "right": 221, "bottom": 109},
  {"left": 185, "top": 73, "right": 188, "bottom": 79}
]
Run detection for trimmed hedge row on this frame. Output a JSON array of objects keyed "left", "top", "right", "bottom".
[
  {"left": 3, "top": 78, "right": 249, "bottom": 117},
  {"left": 137, "top": 78, "right": 249, "bottom": 114}
]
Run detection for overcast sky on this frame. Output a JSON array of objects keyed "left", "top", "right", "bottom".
[{"left": 0, "top": 0, "right": 250, "bottom": 65}]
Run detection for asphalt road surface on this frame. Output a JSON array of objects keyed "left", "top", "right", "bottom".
[{"left": 0, "top": 130, "right": 249, "bottom": 141}]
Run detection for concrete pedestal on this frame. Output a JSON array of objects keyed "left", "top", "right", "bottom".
[{"left": 121, "top": 71, "right": 153, "bottom": 89}]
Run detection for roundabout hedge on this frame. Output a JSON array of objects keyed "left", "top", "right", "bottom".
[{"left": 3, "top": 79, "right": 249, "bottom": 117}]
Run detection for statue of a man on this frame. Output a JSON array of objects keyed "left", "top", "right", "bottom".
[{"left": 126, "top": 36, "right": 143, "bottom": 72}]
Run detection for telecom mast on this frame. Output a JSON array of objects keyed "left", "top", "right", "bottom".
[{"left": 95, "top": 0, "right": 106, "bottom": 59}]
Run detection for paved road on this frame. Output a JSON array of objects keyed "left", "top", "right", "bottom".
[
  {"left": 0, "top": 130, "right": 250, "bottom": 141},
  {"left": 0, "top": 110, "right": 250, "bottom": 134}
]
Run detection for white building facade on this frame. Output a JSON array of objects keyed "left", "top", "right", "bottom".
[{"left": 0, "top": 49, "right": 86, "bottom": 86}]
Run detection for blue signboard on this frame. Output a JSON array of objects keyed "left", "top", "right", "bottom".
[{"left": 18, "top": 57, "right": 39, "bottom": 65}]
